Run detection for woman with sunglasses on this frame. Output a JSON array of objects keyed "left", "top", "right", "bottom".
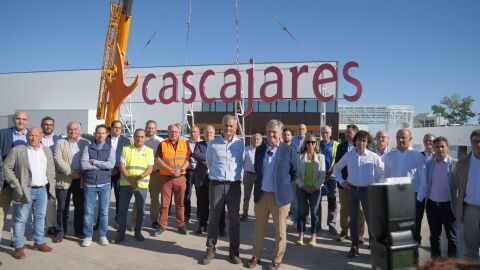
[{"left": 295, "top": 135, "right": 326, "bottom": 246}]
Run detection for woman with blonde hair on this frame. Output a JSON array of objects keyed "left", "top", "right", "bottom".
[{"left": 295, "top": 134, "right": 326, "bottom": 246}]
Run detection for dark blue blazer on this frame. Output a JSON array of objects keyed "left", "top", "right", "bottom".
[
  {"left": 192, "top": 141, "right": 209, "bottom": 187},
  {"left": 334, "top": 140, "right": 350, "bottom": 188},
  {"left": 254, "top": 142, "right": 299, "bottom": 206},
  {"left": 106, "top": 135, "right": 131, "bottom": 167},
  {"left": 0, "top": 128, "right": 14, "bottom": 160}
]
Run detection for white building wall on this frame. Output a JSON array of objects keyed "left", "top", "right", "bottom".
[{"left": 0, "top": 61, "right": 337, "bottom": 131}]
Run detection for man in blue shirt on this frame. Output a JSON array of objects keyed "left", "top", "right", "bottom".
[
  {"left": 202, "top": 115, "right": 244, "bottom": 265},
  {"left": 318, "top": 125, "right": 339, "bottom": 235}
]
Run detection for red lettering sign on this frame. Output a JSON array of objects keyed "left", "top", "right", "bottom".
[{"left": 142, "top": 58, "right": 362, "bottom": 117}]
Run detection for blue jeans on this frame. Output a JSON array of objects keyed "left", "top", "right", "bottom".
[
  {"left": 13, "top": 186, "right": 47, "bottom": 248},
  {"left": 296, "top": 187, "right": 321, "bottom": 234},
  {"left": 117, "top": 186, "right": 147, "bottom": 234},
  {"left": 84, "top": 184, "right": 111, "bottom": 238}
]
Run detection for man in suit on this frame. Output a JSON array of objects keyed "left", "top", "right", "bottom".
[
  {"left": 53, "top": 121, "right": 90, "bottom": 242},
  {"left": 3, "top": 127, "right": 56, "bottom": 259},
  {"left": 0, "top": 111, "right": 29, "bottom": 241},
  {"left": 453, "top": 129, "right": 480, "bottom": 259},
  {"left": 247, "top": 119, "right": 299, "bottom": 270},
  {"left": 334, "top": 124, "right": 365, "bottom": 243}
]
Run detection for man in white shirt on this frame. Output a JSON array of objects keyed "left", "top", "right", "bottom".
[
  {"left": 4, "top": 127, "right": 56, "bottom": 259},
  {"left": 334, "top": 130, "right": 384, "bottom": 258},
  {"left": 382, "top": 128, "right": 426, "bottom": 246},
  {"left": 241, "top": 132, "right": 262, "bottom": 221},
  {"left": 373, "top": 130, "right": 390, "bottom": 158}
]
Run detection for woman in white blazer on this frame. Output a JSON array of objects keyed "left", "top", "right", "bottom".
[{"left": 295, "top": 135, "right": 326, "bottom": 246}]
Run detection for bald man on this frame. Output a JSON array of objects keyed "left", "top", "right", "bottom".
[
  {"left": 383, "top": 128, "right": 426, "bottom": 250},
  {"left": 4, "top": 127, "right": 56, "bottom": 258}
]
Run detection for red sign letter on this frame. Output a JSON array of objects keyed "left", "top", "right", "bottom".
[
  {"left": 220, "top": 68, "right": 242, "bottom": 103},
  {"left": 290, "top": 65, "right": 308, "bottom": 100},
  {"left": 342, "top": 61, "right": 362, "bottom": 102},
  {"left": 260, "top": 66, "right": 283, "bottom": 103},
  {"left": 159, "top": 72, "right": 178, "bottom": 104},
  {"left": 199, "top": 69, "right": 216, "bottom": 104},
  {"left": 312, "top": 64, "right": 337, "bottom": 102},
  {"left": 142, "top": 73, "right": 157, "bottom": 105}
]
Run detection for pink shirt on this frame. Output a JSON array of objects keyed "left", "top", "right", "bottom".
[{"left": 429, "top": 157, "right": 450, "bottom": 202}]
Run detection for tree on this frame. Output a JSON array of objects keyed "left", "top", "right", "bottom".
[{"left": 431, "top": 94, "right": 475, "bottom": 124}]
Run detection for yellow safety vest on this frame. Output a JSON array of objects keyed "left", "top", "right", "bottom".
[{"left": 120, "top": 145, "right": 153, "bottom": 189}]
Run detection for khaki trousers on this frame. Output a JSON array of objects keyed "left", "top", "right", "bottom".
[
  {"left": 252, "top": 192, "right": 289, "bottom": 263},
  {"left": 0, "top": 186, "right": 13, "bottom": 237},
  {"left": 339, "top": 188, "right": 365, "bottom": 236}
]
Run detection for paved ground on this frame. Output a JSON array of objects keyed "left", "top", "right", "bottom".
[{"left": 0, "top": 188, "right": 440, "bottom": 270}]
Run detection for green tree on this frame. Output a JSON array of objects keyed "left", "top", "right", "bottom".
[{"left": 431, "top": 94, "right": 475, "bottom": 124}]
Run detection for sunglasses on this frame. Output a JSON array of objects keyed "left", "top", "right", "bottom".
[{"left": 306, "top": 141, "right": 316, "bottom": 144}]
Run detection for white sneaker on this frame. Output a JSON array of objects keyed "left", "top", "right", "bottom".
[
  {"left": 82, "top": 237, "right": 92, "bottom": 247},
  {"left": 99, "top": 236, "right": 109, "bottom": 246}
]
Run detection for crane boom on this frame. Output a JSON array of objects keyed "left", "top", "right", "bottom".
[{"left": 96, "top": 0, "right": 137, "bottom": 128}]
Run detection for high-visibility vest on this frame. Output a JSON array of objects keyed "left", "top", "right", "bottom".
[
  {"left": 120, "top": 145, "right": 153, "bottom": 189},
  {"left": 159, "top": 139, "right": 188, "bottom": 176}
]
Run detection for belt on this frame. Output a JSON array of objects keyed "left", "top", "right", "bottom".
[
  {"left": 465, "top": 203, "right": 480, "bottom": 209},
  {"left": 349, "top": 184, "right": 368, "bottom": 191},
  {"left": 30, "top": 185, "right": 46, "bottom": 189},
  {"left": 245, "top": 171, "right": 256, "bottom": 175},
  {"left": 428, "top": 199, "right": 450, "bottom": 207},
  {"left": 212, "top": 180, "right": 239, "bottom": 185}
]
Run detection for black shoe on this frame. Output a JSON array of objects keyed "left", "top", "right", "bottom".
[
  {"left": 194, "top": 227, "right": 203, "bottom": 234},
  {"left": 75, "top": 232, "right": 85, "bottom": 239},
  {"left": 93, "top": 223, "right": 99, "bottom": 231},
  {"left": 154, "top": 227, "right": 165, "bottom": 236},
  {"left": 126, "top": 225, "right": 133, "bottom": 232},
  {"left": 112, "top": 233, "right": 125, "bottom": 244},
  {"left": 346, "top": 246, "right": 359, "bottom": 258},
  {"left": 151, "top": 221, "right": 160, "bottom": 229},
  {"left": 185, "top": 218, "right": 190, "bottom": 225},
  {"left": 46, "top": 227, "right": 57, "bottom": 236},
  {"left": 219, "top": 230, "right": 226, "bottom": 237},
  {"left": 134, "top": 231, "right": 145, "bottom": 241},
  {"left": 240, "top": 213, "right": 248, "bottom": 222},
  {"left": 328, "top": 226, "right": 338, "bottom": 235},
  {"left": 178, "top": 226, "right": 187, "bottom": 235}
]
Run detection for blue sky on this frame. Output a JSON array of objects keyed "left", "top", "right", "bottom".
[{"left": 1, "top": 0, "right": 479, "bottom": 117}]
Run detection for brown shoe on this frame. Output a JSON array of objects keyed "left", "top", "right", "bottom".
[
  {"left": 268, "top": 261, "right": 282, "bottom": 270},
  {"left": 33, "top": 243, "right": 53, "bottom": 252},
  {"left": 14, "top": 248, "right": 26, "bottom": 259},
  {"left": 247, "top": 257, "right": 260, "bottom": 268},
  {"left": 53, "top": 232, "right": 64, "bottom": 243}
]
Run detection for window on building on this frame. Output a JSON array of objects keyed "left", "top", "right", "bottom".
[{"left": 277, "top": 100, "right": 289, "bottom": 112}]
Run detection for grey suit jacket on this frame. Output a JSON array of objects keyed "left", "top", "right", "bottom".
[
  {"left": 296, "top": 152, "right": 326, "bottom": 190},
  {"left": 54, "top": 137, "right": 90, "bottom": 189},
  {"left": 3, "top": 145, "right": 56, "bottom": 203}
]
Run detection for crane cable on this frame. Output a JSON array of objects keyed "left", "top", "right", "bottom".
[
  {"left": 125, "top": 0, "right": 179, "bottom": 76},
  {"left": 258, "top": 0, "right": 312, "bottom": 59}
]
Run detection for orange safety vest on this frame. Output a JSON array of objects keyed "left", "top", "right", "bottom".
[{"left": 159, "top": 139, "right": 188, "bottom": 176}]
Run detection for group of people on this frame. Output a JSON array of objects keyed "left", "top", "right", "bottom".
[{"left": 1, "top": 111, "right": 480, "bottom": 269}]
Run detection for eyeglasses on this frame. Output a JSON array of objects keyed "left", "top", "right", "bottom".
[{"left": 306, "top": 141, "right": 316, "bottom": 144}]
